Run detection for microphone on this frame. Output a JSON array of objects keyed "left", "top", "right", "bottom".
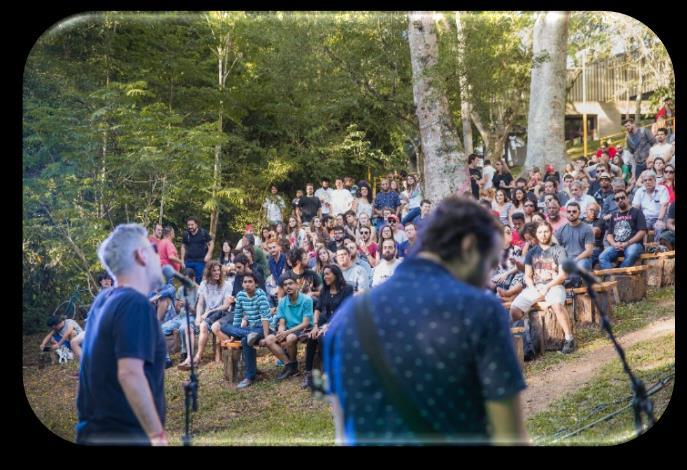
[
  {"left": 162, "top": 264, "right": 195, "bottom": 288},
  {"left": 561, "top": 259, "right": 599, "bottom": 285}
]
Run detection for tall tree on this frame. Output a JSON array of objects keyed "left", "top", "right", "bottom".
[
  {"left": 407, "top": 11, "right": 469, "bottom": 202},
  {"left": 525, "top": 11, "right": 570, "bottom": 171},
  {"left": 454, "top": 12, "right": 473, "bottom": 155}
]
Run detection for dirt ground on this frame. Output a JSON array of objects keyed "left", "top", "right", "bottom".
[{"left": 522, "top": 316, "right": 675, "bottom": 417}]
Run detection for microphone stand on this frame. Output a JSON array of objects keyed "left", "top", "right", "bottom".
[
  {"left": 181, "top": 284, "right": 198, "bottom": 447},
  {"left": 581, "top": 275, "right": 655, "bottom": 437}
]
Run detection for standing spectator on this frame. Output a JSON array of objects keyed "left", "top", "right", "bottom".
[
  {"left": 596, "top": 141, "right": 617, "bottom": 159},
  {"left": 344, "top": 176, "right": 359, "bottom": 198},
  {"left": 264, "top": 273, "right": 314, "bottom": 380},
  {"left": 335, "top": 247, "right": 367, "bottom": 293},
  {"left": 291, "top": 189, "right": 304, "bottom": 216},
  {"left": 649, "top": 128, "right": 673, "bottom": 166},
  {"left": 181, "top": 216, "right": 213, "bottom": 284},
  {"left": 615, "top": 143, "right": 635, "bottom": 183},
  {"left": 555, "top": 202, "right": 594, "bottom": 272},
  {"left": 632, "top": 170, "right": 670, "bottom": 237},
  {"left": 371, "top": 239, "right": 402, "bottom": 287},
  {"left": 400, "top": 174, "right": 423, "bottom": 224},
  {"left": 148, "top": 222, "right": 163, "bottom": 253},
  {"left": 480, "top": 159, "right": 496, "bottom": 194},
  {"left": 624, "top": 118, "right": 656, "bottom": 178},
  {"left": 373, "top": 178, "right": 401, "bottom": 227},
  {"left": 510, "top": 221, "right": 575, "bottom": 354},
  {"left": 468, "top": 153, "right": 482, "bottom": 199},
  {"left": 492, "top": 159, "right": 514, "bottom": 192},
  {"left": 158, "top": 226, "right": 183, "bottom": 272},
  {"left": 352, "top": 181, "right": 373, "bottom": 220},
  {"left": 297, "top": 183, "right": 322, "bottom": 226},
  {"left": 303, "top": 264, "right": 353, "bottom": 389},
  {"left": 263, "top": 185, "right": 286, "bottom": 226},
  {"left": 599, "top": 189, "right": 647, "bottom": 269},
  {"left": 315, "top": 177, "right": 333, "bottom": 217},
  {"left": 655, "top": 97, "right": 674, "bottom": 128},
  {"left": 330, "top": 177, "right": 354, "bottom": 217}
]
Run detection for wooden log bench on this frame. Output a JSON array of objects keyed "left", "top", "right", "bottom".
[
  {"left": 568, "top": 281, "right": 618, "bottom": 326},
  {"left": 593, "top": 265, "right": 649, "bottom": 303},
  {"left": 503, "top": 300, "right": 567, "bottom": 353},
  {"left": 511, "top": 326, "right": 525, "bottom": 370},
  {"left": 221, "top": 340, "right": 244, "bottom": 384},
  {"left": 615, "top": 251, "right": 675, "bottom": 288}
]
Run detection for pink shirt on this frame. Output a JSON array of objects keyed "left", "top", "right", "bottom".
[{"left": 158, "top": 238, "right": 181, "bottom": 272}]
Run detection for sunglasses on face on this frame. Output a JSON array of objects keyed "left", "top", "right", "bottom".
[
  {"left": 525, "top": 204, "right": 534, "bottom": 207},
  {"left": 568, "top": 210, "right": 579, "bottom": 214},
  {"left": 614, "top": 196, "right": 627, "bottom": 202},
  {"left": 665, "top": 170, "right": 674, "bottom": 173},
  {"left": 360, "top": 231, "right": 370, "bottom": 234}
]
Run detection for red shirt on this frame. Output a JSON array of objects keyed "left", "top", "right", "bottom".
[
  {"left": 511, "top": 229, "right": 525, "bottom": 248},
  {"left": 158, "top": 238, "right": 181, "bottom": 272},
  {"left": 364, "top": 242, "right": 378, "bottom": 258},
  {"left": 148, "top": 235, "right": 161, "bottom": 251},
  {"left": 662, "top": 184, "right": 675, "bottom": 204},
  {"left": 596, "top": 147, "right": 617, "bottom": 158}
]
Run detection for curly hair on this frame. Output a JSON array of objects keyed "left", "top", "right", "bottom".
[{"left": 418, "top": 196, "right": 501, "bottom": 263}]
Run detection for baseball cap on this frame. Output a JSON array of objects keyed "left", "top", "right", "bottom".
[{"left": 545, "top": 164, "right": 555, "bottom": 173}]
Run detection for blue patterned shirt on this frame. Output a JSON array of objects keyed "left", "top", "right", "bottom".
[
  {"left": 373, "top": 190, "right": 401, "bottom": 212},
  {"left": 323, "top": 257, "right": 526, "bottom": 445}
]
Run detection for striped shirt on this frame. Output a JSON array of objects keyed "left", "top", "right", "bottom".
[{"left": 232, "top": 288, "right": 271, "bottom": 328}]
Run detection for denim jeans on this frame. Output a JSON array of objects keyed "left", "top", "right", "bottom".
[
  {"left": 401, "top": 207, "right": 421, "bottom": 225},
  {"left": 576, "top": 257, "right": 593, "bottom": 272},
  {"left": 185, "top": 260, "right": 206, "bottom": 283},
  {"left": 591, "top": 247, "right": 603, "bottom": 268},
  {"left": 220, "top": 324, "right": 271, "bottom": 380},
  {"left": 599, "top": 243, "right": 644, "bottom": 269}
]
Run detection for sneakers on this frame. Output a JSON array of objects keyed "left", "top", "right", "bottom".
[
  {"left": 301, "top": 371, "right": 313, "bottom": 390},
  {"left": 247, "top": 333, "right": 260, "bottom": 347},
  {"left": 561, "top": 338, "right": 576, "bottom": 354},
  {"left": 277, "top": 362, "right": 298, "bottom": 380},
  {"left": 275, "top": 359, "right": 284, "bottom": 367},
  {"left": 237, "top": 378, "right": 254, "bottom": 389}
]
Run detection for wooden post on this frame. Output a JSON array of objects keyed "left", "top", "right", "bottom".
[
  {"left": 222, "top": 343, "right": 244, "bottom": 384},
  {"left": 661, "top": 252, "right": 675, "bottom": 286},
  {"left": 511, "top": 327, "right": 525, "bottom": 370}
]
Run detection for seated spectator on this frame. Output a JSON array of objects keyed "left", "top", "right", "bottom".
[
  {"left": 661, "top": 164, "right": 675, "bottom": 203},
  {"left": 555, "top": 201, "right": 594, "bottom": 278},
  {"left": 303, "top": 264, "right": 354, "bottom": 389},
  {"left": 601, "top": 177, "right": 628, "bottom": 220},
  {"left": 161, "top": 268, "right": 198, "bottom": 363},
  {"left": 397, "top": 222, "right": 418, "bottom": 258},
  {"left": 523, "top": 199, "right": 537, "bottom": 223},
  {"left": 538, "top": 177, "right": 569, "bottom": 211},
  {"left": 343, "top": 239, "right": 372, "bottom": 289},
  {"left": 583, "top": 202, "right": 605, "bottom": 268},
  {"left": 492, "top": 224, "right": 525, "bottom": 302},
  {"left": 652, "top": 156, "right": 667, "bottom": 184},
  {"left": 149, "top": 278, "right": 176, "bottom": 323},
  {"left": 649, "top": 128, "right": 673, "bottom": 166},
  {"left": 375, "top": 225, "right": 397, "bottom": 263},
  {"left": 388, "top": 215, "right": 408, "bottom": 245},
  {"left": 546, "top": 196, "right": 568, "bottom": 233},
  {"left": 372, "top": 239, "right": 403, "bottom": 287},
  {"left": 178, "top": 261, "right": 233, "bottom": 369},
  {"left": 658, "top": 202, "right": 675, "bottom": 251},
  {"left": 264, "top": 273, "right": 313, "bottom": 380},
  {"left": 335, "top": 247, "right": 368, "bottom": 293},
  {"left": 510, "top": 222, "right": 575, "bottom": 354},
  {"left": 592, "top": 172, "right": 614, "bottom": 208},
  {"left": 356, "top": 225, "right": 378, "bottom": 267},
  {"left": 511, "top": 213, "right": 526, "bottom": 248},
  {"left": 492, "top": 189, "right": 513, "bottom": 226},
  {"left": 599, "top": 189, "right": 647, "bottom": 269},
  {"left": 632, "top": 170, "right": 670, "bottom": 238},
  {"left": 39, "top": 316, "right": 84, "bottom": 362},
  {"left": 326, "top": 225, "right": 347, "bottom": 253},
  {"left": 215, "top": 272, "right": 273, "bottom": 390},
  {"left": 567, "top": 181, "right": 596, "bottom": 213},
  {"left": 279, "top": 247, "right": 322, "bottom": 299}
]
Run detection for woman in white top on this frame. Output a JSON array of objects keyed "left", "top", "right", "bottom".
[
  {"left": 491, "top": 189, "right": 513, "bottom": 226},
  {"left": 352, "top": 182, "right": 373, "bottom": 219},
  {"left": 400, "top": 174, "right": 423, "bottom": 225}
]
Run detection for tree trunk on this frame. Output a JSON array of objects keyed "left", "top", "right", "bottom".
[
  {"left": 455, "top": 12, "right": 473, "bottom": 155},
  {"left": 635, "top": 66, "right": 643, "bottom": 122},
  {"left": 524, "top": 11, "right": 570, "bottom": 172},
  {"left": 408, "top": 11, "right": 469, "bottom": 203}
]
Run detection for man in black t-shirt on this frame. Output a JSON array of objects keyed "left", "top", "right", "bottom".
[
  {"left": 468, "top": 153, "right": 482, "bottom": 199},
  {"left": 181, "top": 216, "right": 214, "bottom": 284},
  {"left": 297, "top": 183, "right": 322, "bottom": 225},
  {"left": 278, "top": 247, "right": 321, "bottom": 300},
  {"left": 598, "top": 189, "right": 647, "bottom": 269},
  {"left": 76, "top": 224, "right": 168, "bottom": 446}
]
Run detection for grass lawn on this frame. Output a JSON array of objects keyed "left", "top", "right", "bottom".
[
  {"left": 523, "top": 286, "right": 674, "bottom": 377},
  {"left": 23, "top": 286, "right": 674, "bottom": 446},
  {"left": 527, "top": 331, "right": 675, "bottom": 445}
]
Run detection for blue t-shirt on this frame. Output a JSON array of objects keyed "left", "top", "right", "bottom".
[
  {"left": 275, "top": 292, "right": 313, "bottom": 330},
  {"left": 76, "top": 287, "right": 166, "bottom": 444},
  {"left": 322, "top": 257, "right": 526, "bottom": 445}
]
